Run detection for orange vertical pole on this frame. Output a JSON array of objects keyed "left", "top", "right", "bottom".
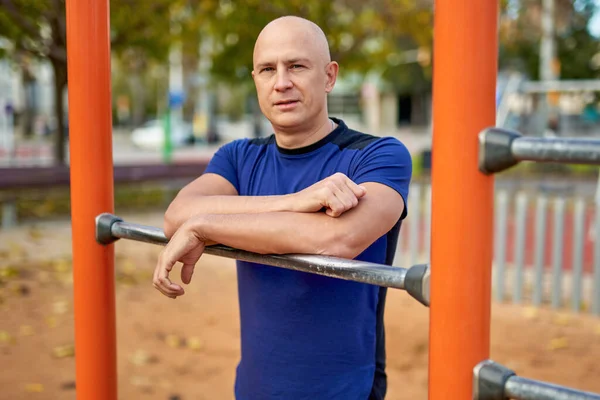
[
  {"left": 66, "top": 1, "right": 116, "bottom": 399},
  {"left": 429, "top": 1, "right": 498, "bottom": 399}
]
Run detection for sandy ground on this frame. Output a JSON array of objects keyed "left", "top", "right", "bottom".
[{"left": 1, "top": 212, "right": 600, "bottom": 400}]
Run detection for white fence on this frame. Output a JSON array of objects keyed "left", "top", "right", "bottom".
[{"left": 395, "top": 182, "right": 600, "bottom": 315}]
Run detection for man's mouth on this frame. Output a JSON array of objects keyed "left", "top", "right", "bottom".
[{"left": 275, "top": 100, "right": 299, "bottom": 106}]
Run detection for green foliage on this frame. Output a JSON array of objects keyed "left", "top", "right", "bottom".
[
  {"left": 0, "top": 1, "right": 55, "bottom": 59},
  {"left": 200, "top": 0, "right": 433, "bottom": 85},
  {"left": 499, "top": 0, "right": 600, "bottom": 80}
]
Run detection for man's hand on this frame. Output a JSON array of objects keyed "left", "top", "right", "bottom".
[
  {"left": 153, "top": 219, "right": 206, "bottom": 298},
  {"left": 286, "top": 173, "right": 367, "bottom": 217}
]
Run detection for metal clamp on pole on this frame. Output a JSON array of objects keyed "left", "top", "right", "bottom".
[
  {"left": 478, "top": 127, "right": 600, "bottom": 175},
  {"left": 95, "top": 213, "right": 430, "bottom": 306},
  {"left": 473, "top": 359, "right": 600, "bottom": 400},
  {"left": 473, "top": 359, "right": 516, "bottom": 400}
]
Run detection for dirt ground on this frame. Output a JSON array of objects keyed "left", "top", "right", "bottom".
[{"left": 1, "top": 212, "right": 600, "bottom": 400}]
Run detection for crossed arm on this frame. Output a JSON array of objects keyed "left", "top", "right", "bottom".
[{"left": 154, "top": 172, "right": 405, "bottom": 298}]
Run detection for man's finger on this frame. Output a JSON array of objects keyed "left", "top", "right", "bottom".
[
  {"left": 155, "top": 257, "right": 184, "bottom": 296},
  {"left": 326, "top": 195, "right": 345, "bottom": 217},
  {"left": 345, "top": 178, "right": 367, "bottom": 198},
  {"left": 153, "top": 282, "right": 178, "bottom": 299},
  {"left": 181, "top": 263, "right": 195, "bottom": 285},
  {"left": 332, "top": 181, "right": 359, "bottom": 211}
]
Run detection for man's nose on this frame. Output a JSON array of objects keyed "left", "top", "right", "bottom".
[{"left": 274, "top": 69, "right": 293, "bottom": 91}]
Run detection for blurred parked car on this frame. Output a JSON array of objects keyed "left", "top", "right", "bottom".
[{"left": 130, "top": 119, "right": 195, "bottom": 150}]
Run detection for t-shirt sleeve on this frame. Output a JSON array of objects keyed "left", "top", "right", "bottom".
[
  {"left": 203, "top": 140, "right": 242, "bottom": 192},
  {"left": 350, "top": 137, "right": 412, "bottom": 219}
]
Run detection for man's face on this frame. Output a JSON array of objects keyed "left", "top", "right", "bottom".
[{"left": 252, "top": 26, "right": 337, "bottom": 130}]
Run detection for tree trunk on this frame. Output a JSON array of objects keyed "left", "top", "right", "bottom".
[
  {"left": 129, "top": 72, "right": 145, "bottom": 127},
  {"left": 20, "top": 60, "right": 37, "bottom": 138},
  {"left": 51, "top": 59, "right": 67, "bottom": 166}
]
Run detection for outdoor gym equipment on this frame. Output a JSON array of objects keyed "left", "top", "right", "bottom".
[
  {"left": 95, "top": 213, "right": 431, "bottom": 305},
  {"left": 65, "top": 0, "right": 600, "bottom": 399}
]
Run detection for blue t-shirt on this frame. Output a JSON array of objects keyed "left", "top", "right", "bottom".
[{"left": 204, "top": 118, "right": 412, "bottom": 400}]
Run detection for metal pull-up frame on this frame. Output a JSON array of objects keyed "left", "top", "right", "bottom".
[{"left": 95, "top": 213, "right": 431, "bottom": 306}]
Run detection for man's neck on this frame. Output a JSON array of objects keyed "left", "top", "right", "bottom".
[{"left": 273, "top": 117, "right": 337, "bottom": 150}]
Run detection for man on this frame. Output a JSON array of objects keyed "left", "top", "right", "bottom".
[{"left": 154, "top": 16, "right": 412, "bottom": 400}]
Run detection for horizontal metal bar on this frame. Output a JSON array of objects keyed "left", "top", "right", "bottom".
[
  {"left": 505, "top": 376, "right": 600, "bottom": 400},
  {"left": 521, "top": 80, "right": 600, "bottom": 93},
  {"left": 95, "top": 213, "right": 430, "bottom": 306},
  {"left": 479, "top": 128, "right": 600, "bottom": 174},
  {"left": 473, "top": 360, "right": 600, "bottom": 400},
  {"left": 512, "top": 137, "right": 600, "bottom": 165}
]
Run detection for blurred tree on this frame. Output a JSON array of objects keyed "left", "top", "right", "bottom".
[
  {"left": 499, "top": 0, "right": 600, "bottom": 80},
  {"left": 0, "top": 0, "right": 184, "bottom": 165},
  {"left": 195, "top": 0, "right": 433, "bottom": 88}
]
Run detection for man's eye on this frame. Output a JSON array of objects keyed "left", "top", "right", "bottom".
[
  {"left": 261, "top": 67, "right": 274, "bottom": 73},
  {"left": 291, "top": 64, "right": 304, "bottom": 69}
]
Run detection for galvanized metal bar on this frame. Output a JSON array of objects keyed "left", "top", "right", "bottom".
[
  {"left": 572, "top": 198, "right": 586, "bottom": 313},
  {"left": 504, "top": 375, "right": 600, "bottom": 400},
  {"left": 473, "top": 359, "right": 600, "bottom": 400},
  {"left": 533, "top": 196, "right": 548, "bottom": 306},
  {"left": 111, "top": 219, "right": 408, "bottom": 289},
  {"left": 511, "top": 137, "right": 600, "bottom": 166},
  {"left": 494, "top": 191, "right": 509, "bottom": 302},
  {"left": 514, "top": 192, "right": 528, "bottom": 304},
  {"left": 594, "top": 202, "right": 600, "bottom": 315},
  {"left": 424, "top": 184, "right": 432, "bottom": 261},
  {"left": 551, "top": 198, "right": 565, "bottom": 309},
  {"left": 95, "top": 214, "right": 431, "bottom": 306},
  {"left": 521, "top": 79, "right": 600, "bottom": 93},
  {"left": 409, "top": 183, "right": 422, "bottom": 266},
  {"left": 479, "top": 128, "right": 600, "bottom": 175}
]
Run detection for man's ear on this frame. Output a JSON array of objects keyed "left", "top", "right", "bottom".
[
  {"left": 251, "top": 70, "right": 256, "bottom": 80},
  {"left": 325, "top": 61, "right": 339, "bottom": 93}
]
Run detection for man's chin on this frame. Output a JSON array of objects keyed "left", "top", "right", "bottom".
[{"left": 269, "top": 114, "right": 304, "bottom": 129}]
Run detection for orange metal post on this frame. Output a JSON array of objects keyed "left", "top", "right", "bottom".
[
  {"left": 429, "top": 1, "right": 498, "bottom": 399},
  {"left": 66, "top": 1, "right": 116, "bottom": 399}
]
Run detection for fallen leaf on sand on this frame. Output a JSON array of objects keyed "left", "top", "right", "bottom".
[
  {"left": 24, "top": 383, "right": 44, "bottom": 393},
  {"left": 130, "top": 349, "right": 158, "bottom": 366},
  {"left": 186, "top": 336, "right": 204, "bottom": 351},
  {"left": 53, "top": 259, "right": 71, "bottom": 273},
  {"left": 0, "top": 331, "right": 15, "bottom": 345},
  {"left": 52, "top": 344, "right": 75, "bottom": 358},
  {"left": 46, "top": 317, "right": 57, "bottom": 328},
  {"left": 548, "top": 337, "right": 569, "bottom": 351},
  {"left": 522, "top": 307, "right": 539, "bottom": 320},
  {"left": 52, "top": 301, "right": 68, "bottom": 315},
  {"left": 166, "top": 334, "right": 183, "bottom": 349},
  {"left": 0, "top": 265, "right": 19, "bottom": 279}
]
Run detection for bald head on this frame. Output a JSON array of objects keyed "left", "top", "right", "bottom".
[
  {"left": 253, "top": 16, "right": 331, "bottom": 68},
  {"left": 250, "top": 15, "right": 339, "bottom": 136}
]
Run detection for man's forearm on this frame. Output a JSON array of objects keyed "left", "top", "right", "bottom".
[
  {"left": 165, "top": 194, "right": 294, "bottom": 237},
  {"left": 190, "top": 211, "right": 362, "bottom": 259}
]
